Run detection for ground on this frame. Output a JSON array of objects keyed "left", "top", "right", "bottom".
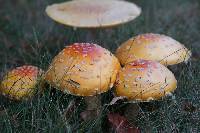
[{"left": 0, "top": 0, "right": 199, "bottom": 132}]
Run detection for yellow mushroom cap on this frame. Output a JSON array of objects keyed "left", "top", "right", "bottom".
[
  {"left": 0, "top": 65, "right": 43, "bottom": 100},
  {"left": 45, "top": 0, "right": 141, "bottom": 28},
  {"left": 45, "top": 43, "right": 121, "bottom": 96},
  {"left": 115, "top": 59, "right": 177, "bottom": 101},
  {"left": 116, "top": 33, "right": 191, "bottom": 66}
]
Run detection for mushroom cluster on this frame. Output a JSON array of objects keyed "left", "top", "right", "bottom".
[
  {"left": 114, "top": 33, "right": 191, "bottom": 100},
  {"left": 111, "top": 33, "right": 190, "bottom": 121},
  {"left": 0, "top": 0, "right": 192, "bottom": 125}
]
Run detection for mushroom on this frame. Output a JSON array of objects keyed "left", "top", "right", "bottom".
[
  {"left": 114, "top": 59, "right": 177, "bottom": 121},
  {"left": 45, "top": 0, "right": 141, "bottom": 41},
  {"left": 115, "top": 59, "right": 177, "bottom": 100},
  {"left": 0, "top": 65, "right": 43, "bottom": 100},
  {"left": 45, "top": 43, "right": 121, "bottom": 118},
  {"left": 116, "top": 33, "right": 191, "bottom": 66}
]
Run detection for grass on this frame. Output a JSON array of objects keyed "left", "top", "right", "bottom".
[{"left": 0, "top": 0, "right": 200, "bottom": 132}]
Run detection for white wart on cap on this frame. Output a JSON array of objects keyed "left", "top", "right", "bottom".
[
  {"left": 45, "top": 43, "right": 121, "bottom": 96},
  {"left": 115, "top": 59, "right": 177, "bottom": 101},
  {"left": 0, "top": 65, "right": 43, "bottom": 100},
  {"left": 45, "top": 0, "right": 141, "bottom": 28},
  {"left": 116, "top": 33, "right": 191, "bottom": 66}
]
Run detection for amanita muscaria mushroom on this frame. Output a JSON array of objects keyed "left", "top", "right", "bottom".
[
  {"left": 116, "top": 33, "right": 191, "bottom": 66},
  {"left": 45, "top": 0, "right": 141, "bottom": 41},
  {"left": 115, "top": 59, "right": 177, "bottom": 101},
  {"left": 114, "top": 59, "right": 177, "bottom": 121},
  {"left": 45, "top": 43, "right": 120, "bottom": 115},
  {"left": 0, "top": 65, "right": 43, "bottom": 100}
]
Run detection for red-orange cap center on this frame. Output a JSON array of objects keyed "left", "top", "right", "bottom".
[
  {"left": 63, "top": 43, "right": 104, "bottom": 58},
  {"left": 11, "top": 65, "right": 40, "bottom": 77}
]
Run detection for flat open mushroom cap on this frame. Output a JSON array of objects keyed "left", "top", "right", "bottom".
[
  {"left": 45, "top": 43, "right": 121, "bottom": 96},
  {"left": 116, "top": 33, "right": 191, "bottom": 66},
  {"left": 115, "top": 60, "right": 177, "bottom": 101},
  {"left": 0, "top": 65, "right": 43, "bottom": 100},
  {"left": 45, "top": 0, "right": 141, "bottom": 28}
]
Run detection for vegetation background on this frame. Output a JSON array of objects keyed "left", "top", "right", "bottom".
[{"left": 0, "top": 0, "right": 199, "bottom": 132}]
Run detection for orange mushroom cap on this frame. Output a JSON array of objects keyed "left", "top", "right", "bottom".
[
  {"left": 45, "top": 43, "right": 121, "bottom": 96},
  {"left": 116, "top": 33, "right": 191, "bottom": 66},
  {"left": 115, "top": 59, "right": 177, "bottom": 101},
  {"left": 0, "top": 65, "right": 43, "bottom": 100}
]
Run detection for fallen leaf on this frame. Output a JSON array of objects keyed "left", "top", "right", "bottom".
[{"left": 108, "top": 113, "right": 141, "bottom": 133}]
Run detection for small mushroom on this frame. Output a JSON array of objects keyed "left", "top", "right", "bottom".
[
  {"left": 45, "top": 43, "right": 121, "bottom": 118},
  {"left": 45, "top": 0, "right": 141, "bottom": 41},
  {"left": 114, "top": 59, "right": 177, "bottom": 121},
  {"left": 116, "top": 33, "right": 191, "bottom": 66},
  {"left": 115, "top": 59, "right": 177, "bottom": 100},
  {"left": 0, "top": 65, "right": 43, "bottom": 100}
]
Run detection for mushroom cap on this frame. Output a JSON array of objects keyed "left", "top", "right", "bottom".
[
  {"left": 45, "top": 43, "right": 121, "bottom": 96},
  {"left": 0, "top": 65, "right": 43, "bottom": 100},
  {"left": 45, "top": 0, "right": 141, "bottom": 28},
  {"left": 115, "top": 59, "right": 177, "bottom": 101},
  {"left": 116, "top": 33, "right": 191, "bottom": 66}
]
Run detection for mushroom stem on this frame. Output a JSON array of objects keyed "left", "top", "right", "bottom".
[
  {"left": 84, "top": 95, "right": 101, "bottom": 113},
  {"left": 81, "top": 95, "right": 102, "bottom": 121},
  {"left": 85, "top": 28, "right": 114, "bottom": 48},
  {"left": 85, "top": 29, "right": 98, "bottom": 42}
]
